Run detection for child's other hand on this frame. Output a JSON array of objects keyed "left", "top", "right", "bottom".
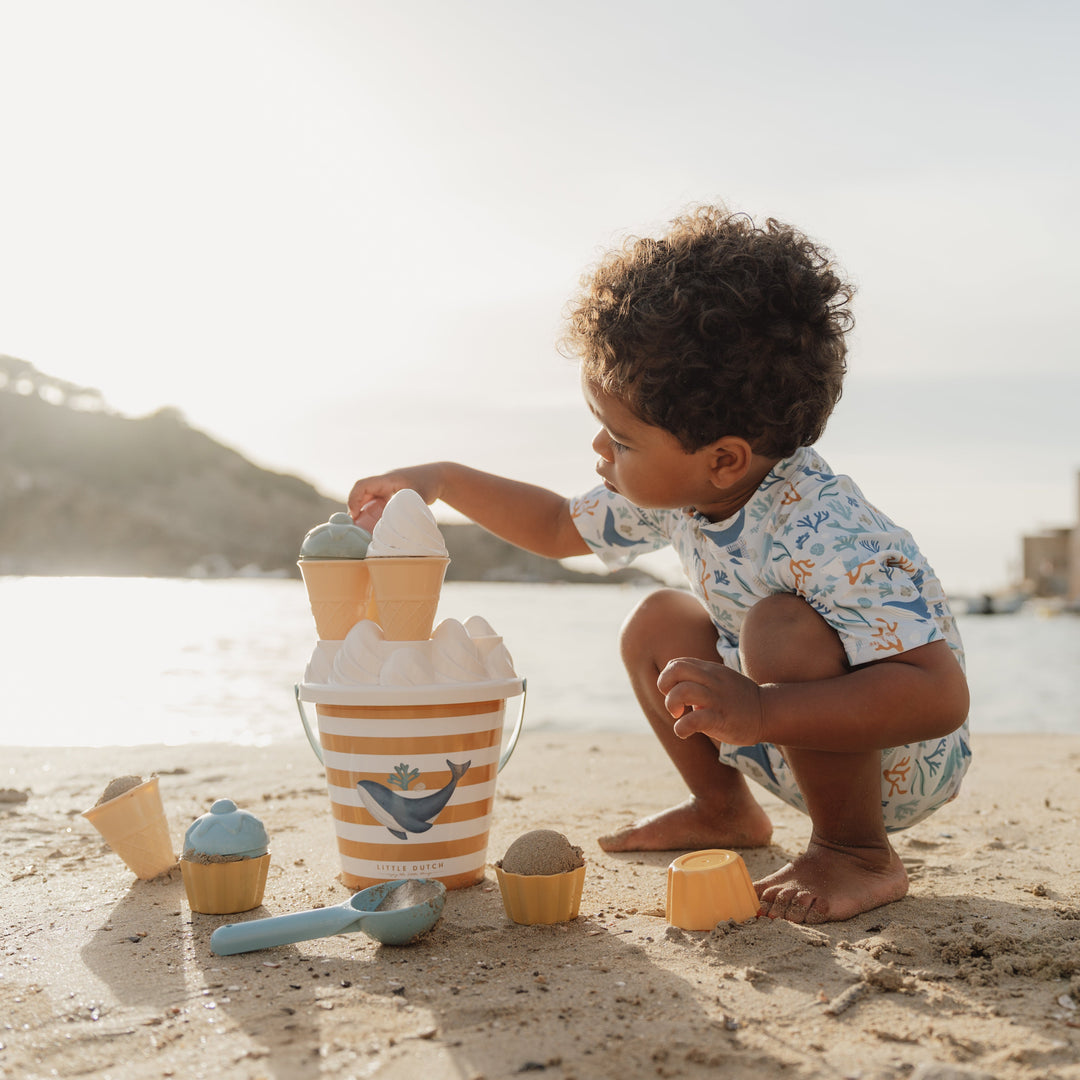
[
  {"left": 347, "top": 465, "right": 443, "bottom": 531},
  {"left": 658, "top": 658, "right": 766, "bottom": 748}
]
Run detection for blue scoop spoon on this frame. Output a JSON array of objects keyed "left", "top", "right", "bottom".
[{"left": 210, "top": 879, "right": 446, "bottom": 955}]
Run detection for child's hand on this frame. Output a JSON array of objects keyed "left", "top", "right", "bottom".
[
  {"left": 658, "top": 658, "right": 766, "bottom": 748},
  {"left": 347, "top": 465, "right": 444, "bottom": 531}
]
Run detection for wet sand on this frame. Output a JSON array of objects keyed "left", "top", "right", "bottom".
[{"left": 2, "top": 731, "right": 1079, "bottom": 1079}]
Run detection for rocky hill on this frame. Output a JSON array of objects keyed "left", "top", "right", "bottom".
[{"left": 0, "top": 358, "right": 654, "bottom": 584}]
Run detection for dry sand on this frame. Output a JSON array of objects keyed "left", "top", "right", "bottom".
[{"left": 2, "top": 731, "right": 1079, "bottom": 1080}]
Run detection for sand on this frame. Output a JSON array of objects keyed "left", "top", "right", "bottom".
[
  {"left": 2, "top": 731, "right": 1079, "bottom": 1080},
  {"left": 375, "top": 880, "right": 445, "bottom": 913},
  {"left": 500, "top": 830, "right": 585, "bottom": 876},
  {"left": 94, "top": 775, "right": 144, "bottom": 807}
]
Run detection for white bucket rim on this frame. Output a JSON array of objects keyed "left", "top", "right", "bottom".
[{"left": 298, "top": 676, "right": 524, "bottom": 707}]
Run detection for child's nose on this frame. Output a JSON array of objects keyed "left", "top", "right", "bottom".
[{"left": 592, "top": 428, "right": 614, "bottom": 461}]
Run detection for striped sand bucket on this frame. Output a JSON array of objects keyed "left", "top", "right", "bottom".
[{"left": 296, "top": 677, "right": 525, "bottom": 891}]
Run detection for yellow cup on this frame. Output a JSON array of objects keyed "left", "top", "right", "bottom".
[
  {"left": 495, "top": 864, "right": 586, "bottom": 925},
  {"left": 181, "top": 854, "right": 271, "bottom": 914},
  {"left": 665, "top": 849, "right": 759, "bottom": 930}
]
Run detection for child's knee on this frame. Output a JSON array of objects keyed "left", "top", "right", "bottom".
[
  {"left": 740, "top": 593, "right": 848, "bottom": 684},
  {"left": 619, "top": 588, "right": 714, "bottom": 668},
  {"left": 620, "top": 589, "right": 681, "bottom": 661}
]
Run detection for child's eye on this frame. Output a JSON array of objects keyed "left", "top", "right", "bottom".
[{"left": 610, "top": 437, "right": 630, "bottom": 453}]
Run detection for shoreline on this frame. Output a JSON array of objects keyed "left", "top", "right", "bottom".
[{"left": 3, "top": 731, "right": 1079, "bottom": 1079}]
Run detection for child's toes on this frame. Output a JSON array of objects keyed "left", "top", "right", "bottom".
[
  {"left": 756, "top": 881, "right": 791, "bottom": 918},
  {"left": 757, "top": 879, "right": 818, "bottom": 923},
  {"left": 779, "top": 892, "right": 819, "bottom": 924}
]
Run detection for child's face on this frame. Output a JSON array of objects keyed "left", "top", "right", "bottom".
[{"left": 583, "top": 380, "right": 722, "bottom": 511}]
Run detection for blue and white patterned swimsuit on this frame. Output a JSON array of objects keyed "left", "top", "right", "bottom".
[{"left": 569, "top": 445, "right": 971, "bottom": 831}]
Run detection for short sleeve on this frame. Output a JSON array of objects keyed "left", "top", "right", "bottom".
[
  {"left": 760, "top": 491, "right": 946, "bottom": 668},
  {"left": 569, "top": 485, "right": 672, "bottom": 570}
]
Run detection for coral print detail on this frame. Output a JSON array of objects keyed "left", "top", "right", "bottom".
[
  {"left": 387, "top": 763, "right": 421, "bottom": 791},
  {"left": 789, "top": 558, "right": 815, "bottom": 589},
  {"left": 569, "top": 494, "right": 602, "bottom": 520},
  {"left": 871, "top": 619, "right": 905, "bottom": 653},
  {"left": 845, "top": 558, "right": 876, "bottom": 584},
  {"left": 883, "top": 757, "right": 911, "bottom": 797}
]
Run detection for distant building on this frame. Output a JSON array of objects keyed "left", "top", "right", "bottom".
[{"left": 1021, "top": 471, "right": 1080, "bottom": 600}]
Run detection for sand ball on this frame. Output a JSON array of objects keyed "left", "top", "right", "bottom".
[{"left": 500, "top": 829, "right": 584, "bottom": 876}]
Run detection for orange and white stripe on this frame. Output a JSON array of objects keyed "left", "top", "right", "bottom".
[{"left": 315, "top": 699, "right": 507, "bottom": 891}]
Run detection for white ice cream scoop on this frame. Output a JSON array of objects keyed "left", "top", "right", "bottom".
[{"left": 367, "top": 489, "right": 448, "bottom": 558}]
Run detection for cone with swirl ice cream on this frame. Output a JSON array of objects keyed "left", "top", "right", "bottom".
[{"left": 365, "top": 490, "right": 450, "bottom": 641}]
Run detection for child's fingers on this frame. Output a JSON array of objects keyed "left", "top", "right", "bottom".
[
  {"left": 660, "top": 660, "right": 727, "bottom": 732},
  {"left": 347, "top": 466, "right": 443, "bottom": 523},
  {"left": 351, "top": 497, "right": 388, "bottom": 531},
  {"left": 662, "top": 679, "right": 715, "bottom": 722},
  {"left": 347, "top": 477, "right": 401, "bottom": 522},
  {"left": 347, "top": 480, "right": 376, "bottom": 520},
  {"left": 657, "top": 657, "right": 721, "bottom": 696},
  {"left": 672, "top": 709, "right": 712, "bottom": 739},
  {"left": 661, "top": 661, "right": 766, "bottom": 746},
  {"left": 670, "top": 700, "right": 745, "bottom": 744}
]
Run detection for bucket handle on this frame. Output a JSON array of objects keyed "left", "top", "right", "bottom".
[
  {"left": 296, "top": 683, "right": 325, "bottom": 762},
  {"left": 294, "top": 678, "right": 527, "bottom": 773}
]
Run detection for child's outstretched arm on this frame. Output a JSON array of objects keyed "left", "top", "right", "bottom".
[{"left": 348, "top": 462, "right": 590, "bottom": 560}]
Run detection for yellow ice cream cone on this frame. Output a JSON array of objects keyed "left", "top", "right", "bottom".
[
  {"left": 298, "top": 559, "right": 376, "bottom": 640},
  {"left": 82, "top": 776, "right": 176, "bottom": 880},
  {"left": 367, "top": 556, "right": 450, "bottom": 641}
]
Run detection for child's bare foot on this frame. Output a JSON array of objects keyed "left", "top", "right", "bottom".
[
  {"left": 755, "top": 837, "right": 908, "bottom": 924},
  {"left": 598, "top": 796, "right": 773, "bottom": 852}
]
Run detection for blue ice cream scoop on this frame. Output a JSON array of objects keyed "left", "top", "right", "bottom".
[
  {"left": 184, "top": 798, "right": 269, "bottom": 858},
  {"left": 300, "top": 512, "right": 373, "bottom": 559},
  {"left": 209, "top": 879, "right": 446, "bottom": 954}
]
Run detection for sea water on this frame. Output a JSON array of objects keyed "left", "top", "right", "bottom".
[{"left": 0, "top": 576, "right": 1077, "bottom": 748}]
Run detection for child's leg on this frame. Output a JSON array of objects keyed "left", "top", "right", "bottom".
[
  {"left": 740, "top": 593, "right": 908, "bottom": 923},
  {"left": 598, "top": 589, "right": 773, "bottom": 852}
]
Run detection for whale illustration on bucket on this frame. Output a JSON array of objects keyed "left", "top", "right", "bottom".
[{"left": 296, "top": 623, "right": 525, "bottom": 892}]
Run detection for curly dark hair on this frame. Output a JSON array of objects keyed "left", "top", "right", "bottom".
[{"left": 563, "top": 206, "right": 854, "bottom": 459}]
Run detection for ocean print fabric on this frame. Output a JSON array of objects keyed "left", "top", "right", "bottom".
[
  {"left": 712, "top": 734, "right": 968, "bottom": 831},
  {"left": 569, "top": 445, "right": 971, "bottom": 829}
]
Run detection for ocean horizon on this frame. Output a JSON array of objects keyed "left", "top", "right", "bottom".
[{"left": 1, "top": 576, "right": 1077, "bottom": 749}]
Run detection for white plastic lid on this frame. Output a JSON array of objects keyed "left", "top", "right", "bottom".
[{"left": 297, "top": 675, "right": 524, "bottom": 707}]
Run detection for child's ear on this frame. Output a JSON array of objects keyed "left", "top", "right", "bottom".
[{"left": 704, "top": 436, "right": 756, "bottom": 487}]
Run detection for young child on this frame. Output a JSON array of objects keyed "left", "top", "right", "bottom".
[{"left": 348, "top": 206, "right": 971, "bottom": 925}]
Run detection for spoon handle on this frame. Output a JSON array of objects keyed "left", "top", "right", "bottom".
[{"left": 211, "top": 906, "right": 357, "bottom": 955}]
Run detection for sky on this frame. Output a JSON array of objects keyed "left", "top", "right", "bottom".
[{"left": 2, "top": 0, "right": 1078, "bottom": 595}]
